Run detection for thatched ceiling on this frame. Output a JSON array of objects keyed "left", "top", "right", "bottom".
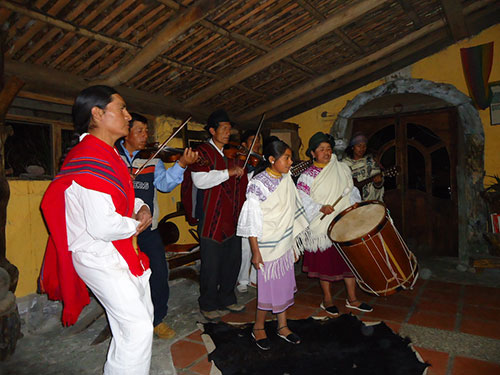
[{"left": 1, "top": 0, "right": 499, "bottom": 125}]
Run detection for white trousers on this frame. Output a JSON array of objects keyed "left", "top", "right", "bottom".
[
  {"left": 237, "top": 238, "right": 256, "bottom": 286},
  {"left": 72, "top": 251, "right": 154, "bottom": 375}
]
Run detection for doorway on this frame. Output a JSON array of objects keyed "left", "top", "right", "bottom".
[{"left": 352, "top": 109, "right": 458, "bottom": 257}]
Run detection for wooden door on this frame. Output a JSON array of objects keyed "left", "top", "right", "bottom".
[{"left": 352, "top": 109, "right": 458, "bottom": 257}]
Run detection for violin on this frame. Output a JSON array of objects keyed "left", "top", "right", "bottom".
[
  {"left": 136, "top": 145, "right": 186, "bottom": 164},
  {"left": 223, "top": 142, "right": 263, "bottom": 167}
]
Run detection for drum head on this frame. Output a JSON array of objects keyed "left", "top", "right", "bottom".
[{"left": 329, "top": 202, "right": 386, "bottom": 242}]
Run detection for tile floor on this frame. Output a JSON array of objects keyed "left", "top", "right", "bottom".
[{"left": 171, "top": 274, "right": 500, "bottom": 375}]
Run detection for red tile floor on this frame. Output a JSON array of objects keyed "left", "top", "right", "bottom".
[{"left": 171, "top": 275, "right": 500, "bottom": 375}]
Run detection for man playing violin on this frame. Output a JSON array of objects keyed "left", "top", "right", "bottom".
[
  {"left": 117, "top": 113, "right": 198, "bottom": 339},
  {"left": 185, "top": 109, "right": 248, "bottom": 321}
]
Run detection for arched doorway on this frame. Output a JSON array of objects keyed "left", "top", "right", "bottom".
[
  {"left": 352, "top": 109, "right": 458, "bottom": 257},
  {"left": 332, "top": 79, "right": 488, "bottom": 261}
]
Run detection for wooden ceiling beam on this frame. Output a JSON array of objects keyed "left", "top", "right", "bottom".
[
  {"left": 98, "top": 0, "right": 220, "bottom": 87},
  {"left": 182, "top": 0, "right": 387, "bottom": 108},
  {"left": 155, "top": 56, "right": 268, "bottom": 99},
  {"left": 157, "top": 0, "right": 317, "bottom": 76},
  {"left": 237, "top": 18, "right": 446, "bottom": 121},
  {"left": 440, "top": 0, "right": 468, "bottom": 41},
  {"left": 244, "top": 0, "right": 494, "bottom": 121},
  {"left": 3, "top": 59, "right": 210, "bottom": 121},
  {"left": 263, "top": 32, "right": 449, "bottom": 121},
  {"left": 296, "top": 0, "right": 364, "bottom": 54},
  {"left": 0, "top": 0, "right": 245, "bottom": 88},
  {"left": 397, "top": 0, "right": 422, "bottom": 29},
  {"left": 0, "top": 0, "right": 136, "bottom": 50}
]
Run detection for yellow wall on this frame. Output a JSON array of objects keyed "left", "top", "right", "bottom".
[
  {"left": 411, "top": 24, "right": 500, "bottom": 180},
  {"left": 6, "top": 180, "right": 50, "bottom": 296},
  {"left": 288, "top": 24, "right": 500, "bottom": 179}
]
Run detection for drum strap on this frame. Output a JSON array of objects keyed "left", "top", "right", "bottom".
[{"left": 380, "top": 236, "right": 407, "bottom": 280}]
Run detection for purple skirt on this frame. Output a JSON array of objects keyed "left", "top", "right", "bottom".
[
  {"left": 257, "top": 252, "right": 296, "bottom": 314},
  {"left": 303, "top": 245, "right": 354, "bottom": 282}
]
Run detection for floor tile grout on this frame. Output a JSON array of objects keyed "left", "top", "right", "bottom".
[
  {"left": 403, "top": 279, "right": 429, "bottom": 324},
  {"left": 454, "top": 284, "right": 466, "bottom": 332}
]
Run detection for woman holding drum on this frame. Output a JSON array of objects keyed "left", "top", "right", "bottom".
[{"left": 296, "top": 132, "right": 373, "bottom": 315}]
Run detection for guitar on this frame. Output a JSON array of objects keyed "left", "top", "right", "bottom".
[
  {"left": 353, "top": 165, "right": 400, "bottom": 190},
  {"left": 290, "top": 160, "right": 313, "bottom": 177}
]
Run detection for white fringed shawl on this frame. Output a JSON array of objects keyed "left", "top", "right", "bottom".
[
  {"left": 295, "top": 158, "right": 353, "bottom": 253},
  {"left": 237, "top": 173, "right": 308, "bottom": 281}
]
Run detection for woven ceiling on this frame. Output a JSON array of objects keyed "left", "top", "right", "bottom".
[{"left": 1, "top": 0, "right": 499, "bottom": 123}]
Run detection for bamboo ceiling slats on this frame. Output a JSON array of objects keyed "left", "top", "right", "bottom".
[
  {"left": 19, "top": 1, "right": 91, "bottom": 63},
  {"left": 343, "top": 1, "right": 413, "bottom": 54},
  {"left": 6, "top": 0, "right": 48, "bottom": 56},
  {"left": 33, "top": 0, "right": 115, "bottom": 65},
  {"left": 59, "top": 0, "right": 154, "bottom": 73},
  {"left": 203, "top": 86, "right": 258, "bottom": 113},
  {"left": 410, "top": 0, "right": 443, "bottom": 24},
  {"left": 49, "top": 0, "right": 138, "bottom": 69},
  {"left": 290, "top": 32, "right": 344, "bottom": 66},
  {"left": 10, "top": 0, "right": 70, "bottom": 58},
  {"left": 77, "top": 4, "right": 165, "bottom": 77},
  {"left": 1, "top": 0, "right": 497, "bottom": 122}
]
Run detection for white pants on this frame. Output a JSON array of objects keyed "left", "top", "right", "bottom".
[
  {"left": 237, "top": 238, "right": 256, "bottom": 286},
  {"left": 72, "top": 251, "right": 154, "bottom": 375}
]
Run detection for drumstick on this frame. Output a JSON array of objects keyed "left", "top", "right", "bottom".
[{"left": 320, "top": 187, "right": 352, "bottom": 220}]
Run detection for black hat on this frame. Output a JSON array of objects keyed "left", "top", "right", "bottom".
[
  {"left": 205, "top": 109, "right": 231, "bottom": 132},
  {"left": 306, "top": 132, "right": 335, "bottom": 158}
]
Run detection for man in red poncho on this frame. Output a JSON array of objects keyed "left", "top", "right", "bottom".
[
  {"left": 182, "top": 109, "right": 248, "bottom": 321},
  {"left": 39, "top": 85, "right": 154, "bottom": 375}
]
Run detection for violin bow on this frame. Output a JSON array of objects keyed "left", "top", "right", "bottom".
[
  {"left": 133, "top": 116, "right": 192, "bottom": 178},
  {"left": 242, "top": 113, "right": 265, "bottom": 170}
]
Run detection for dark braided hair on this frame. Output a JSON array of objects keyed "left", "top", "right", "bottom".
[{"left": 253, "top": 138, "right": 291, "bottom": 177}]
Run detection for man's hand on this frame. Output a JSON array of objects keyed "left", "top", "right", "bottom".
[
  {"left": 134, "top": 205, "right": 152, "bottom": 235},
  {"left": 228, "top": 166, "right": 244, "bottom": 177},
  {"left": 178, "top": 147, "right": 198, "bottom": 168}
]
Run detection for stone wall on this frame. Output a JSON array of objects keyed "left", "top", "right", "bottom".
[{"left": 331, "top": 78, "right": 488, "bottom": 261}]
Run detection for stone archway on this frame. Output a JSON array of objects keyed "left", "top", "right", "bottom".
[{"left": 332, "top": 78, "right": 487, "bottom": 261}]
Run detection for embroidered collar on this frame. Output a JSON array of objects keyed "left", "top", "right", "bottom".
[{"left": 266, "top": 167, "right": 282, "bottom": 178}]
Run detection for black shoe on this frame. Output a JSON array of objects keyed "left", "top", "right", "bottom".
[
  {"left": 276, "top": 326, "right": 301, "bottom": 344},
  {"left": 345, "top": 299, "right": 373, "bottom": 312},
  {"left": 251, "top": 330, "right": 271, "bottom": 351},
  {"left": 320, "top": 302, "right": 339, "bottom": 316}
]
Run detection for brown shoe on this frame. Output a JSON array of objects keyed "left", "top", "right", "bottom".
[
  {"left": 201, "top": 309, "right": 222, "bottom": 321},
  {"left": 225, "top": 303, "right": 246, "bottom": 313},
  {"left": 154, "top": 322, "right": 176, "bottom": 339}
]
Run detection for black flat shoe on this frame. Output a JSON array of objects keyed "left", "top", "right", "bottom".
[
  {"left": 320, "top": 302, "right": 339, "bottom": 316},
  {"left": 251, "top": 330, "right": 271, "bottom": 351},
  {"left": 276, "top": 326, "right": 301, "bottom": 344}
]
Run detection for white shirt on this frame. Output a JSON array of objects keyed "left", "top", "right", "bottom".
[
  {"left": 65, "top": 180, "right": 146, "bottom": 255},
  {"left": 191, "top": 138, "right": 229, "bottom": 189}
]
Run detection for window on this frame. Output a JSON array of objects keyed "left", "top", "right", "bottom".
[
  {"left": 3, "top": 117, "right": 74, "bottom": 179},
  {"left": 4, "top": 120, "right": 53, "bottom": 179}
]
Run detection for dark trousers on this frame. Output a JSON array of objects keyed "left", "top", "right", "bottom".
[
  {"left": 137, "top": 227, "right": 169, "bottom": 327},
  {"left": 198, "top": 235, "right": 242, "bottom": 311}
]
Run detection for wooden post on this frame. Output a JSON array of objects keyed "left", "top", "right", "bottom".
[{"left": 0, "top": 29, "right": 22, "bottom": 362}]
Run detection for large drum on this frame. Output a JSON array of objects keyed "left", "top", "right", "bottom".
[{"left": 328, "top": 201, "right": 418, "bottom": 296}]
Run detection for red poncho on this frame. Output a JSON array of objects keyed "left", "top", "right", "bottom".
[
  {"left": 182, "top": 142, "right": 247, "bottom": 242},
  {"left": 39, "top": 134, "right": 150, "bottom": 326}
]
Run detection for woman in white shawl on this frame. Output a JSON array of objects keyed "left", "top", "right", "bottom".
[
  {"left": 237, "top": 139, "right": 308, "bottom": 351},
  {"left": 296, "top": 132, "right": 373, "bottom": 316}
]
